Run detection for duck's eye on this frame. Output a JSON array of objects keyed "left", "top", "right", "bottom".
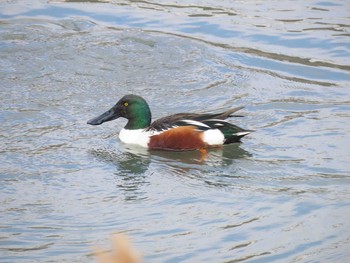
[{"left": 123, "top": 102, "right": 129, "bottom": 107}]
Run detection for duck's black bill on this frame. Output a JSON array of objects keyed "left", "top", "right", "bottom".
[{"left": 87, "top": 108, "right": 119, "bottom": 125}]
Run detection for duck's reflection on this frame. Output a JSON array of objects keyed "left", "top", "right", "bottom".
[
  {"left": 89, "top": 143, "right": 251, "bottom": 199},
  {"left": 149, "top": 143, "right": 252, "bottom": 189},
  {"left": 89, "top": 147, "right": 150, "bottom": 201},
  {"left": 150, "top": 143, "right": 251, "bottom": 166}
]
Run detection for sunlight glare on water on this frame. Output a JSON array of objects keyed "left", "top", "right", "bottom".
[{"left": 1, "top": 0, "right": 350, "bottom": 262}]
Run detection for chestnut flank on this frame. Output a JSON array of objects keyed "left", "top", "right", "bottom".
[{"left": 148, "top": 126, "right": 206, "bottom": 151}]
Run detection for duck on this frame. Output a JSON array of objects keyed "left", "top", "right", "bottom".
[{"left": 87, "top": 94, "right": 252, "bottom": 151}]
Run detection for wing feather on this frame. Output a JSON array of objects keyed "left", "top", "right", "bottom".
[{"left": 148, "top": 107, "right": 244, "bottom": 131}]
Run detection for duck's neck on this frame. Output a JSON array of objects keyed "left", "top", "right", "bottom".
[{"left": 125, "top": 109, "right": 151, "bottom": 130}]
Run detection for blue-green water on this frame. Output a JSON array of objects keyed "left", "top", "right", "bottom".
[{"left": 1, "top": 0, "right": 350, "bottom": 262}]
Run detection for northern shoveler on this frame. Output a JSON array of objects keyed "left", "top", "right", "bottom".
[{"left": 87, "top": 94, "right": 252, "bottom": 151}]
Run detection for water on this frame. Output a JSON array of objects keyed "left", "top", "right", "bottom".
[{"left": 1, "top": 0, "right": 350, "bottom": 262}]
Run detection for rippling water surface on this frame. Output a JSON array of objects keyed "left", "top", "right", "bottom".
[{"left": 1, "top": 0, "right": 350, "bottom": 262}]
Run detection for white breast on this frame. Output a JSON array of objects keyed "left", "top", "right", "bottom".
[{"left": 119, "top": 128, "right": 154, "bottom": 148}]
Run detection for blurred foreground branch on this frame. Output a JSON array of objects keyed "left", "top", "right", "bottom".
[{"left": 94, "top": 234, "right": 141, "bottom": 263}]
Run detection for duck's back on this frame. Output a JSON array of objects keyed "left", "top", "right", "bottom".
[{"left": 148, "top": 107, "right": 244, "bottom": 131}]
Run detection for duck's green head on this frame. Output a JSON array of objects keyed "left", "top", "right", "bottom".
[{"left": 87, "top": 94, "right": 152, "bottom": 129}]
